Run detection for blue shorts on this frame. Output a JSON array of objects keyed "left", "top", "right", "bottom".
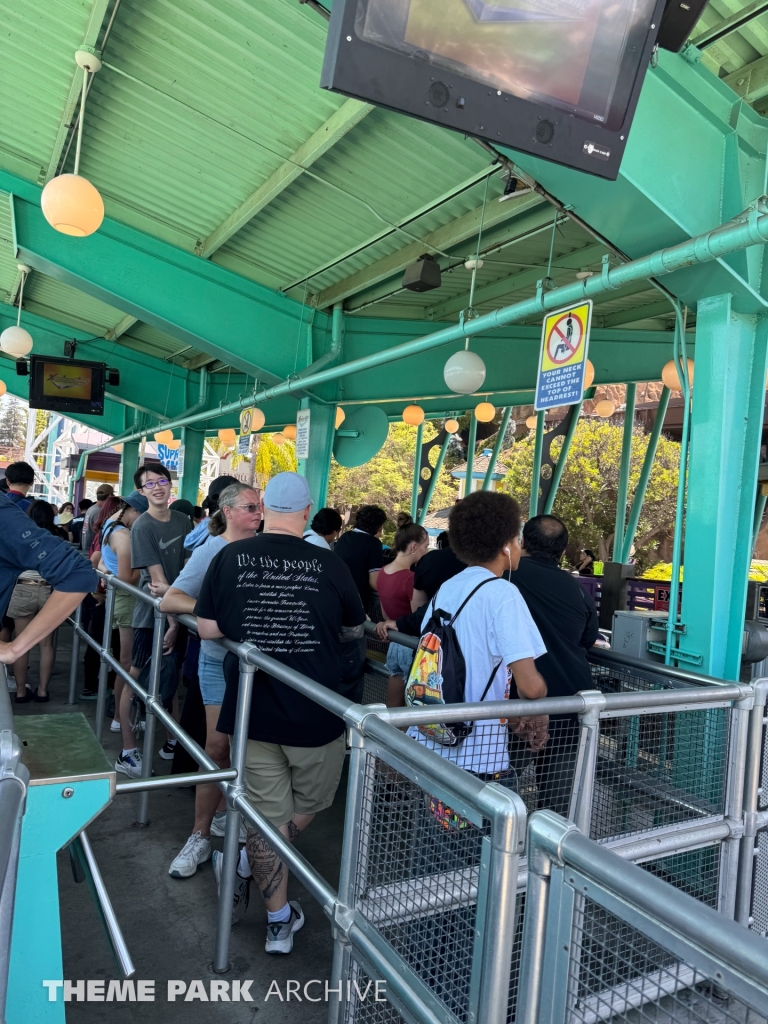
[
  {"left": 385, "top": 641, "right": 414, "bottom": 678},
  {"left": 198, "top": 648, "right": 227, "bottom": 706}
]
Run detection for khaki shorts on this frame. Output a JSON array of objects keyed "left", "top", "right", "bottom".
[
  {"left": 8, "top": 582, "right": 51, "bottom": 619},
  {"left": 243, "top": 734, "right": 346, "bottom": 826},
  {"left": 113, "top": 590, "right": 136, "bottom": 629}
]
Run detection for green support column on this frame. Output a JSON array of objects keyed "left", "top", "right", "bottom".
[
  {"left": 529, "top": 410, "right": 545, "bottom": 519},
  {"left": 119, "top": 440, "right": 141, "bottom": 494},
  {"left": 411, "top": 421, "right": 424, "bottom": 518},
  {"left": 614, "top": 383, "right": 636, "bottom": 559},
  {"left": 543, "top": 402, "right": 582, "bottom": 515},
  {"left": 418, "top": 431, "right": 452, "bottom": 525},
  {"left": 482, "top": 407, "right": 513, "bottom": 490},
  {"left": 620, "top": 387, "right": 671, "bottom": 563},
  {"left": 465, "top": 414, "right": 478, "bottom": 498},
  {"left": 682, "top": 295, "right": 768, "bottom": 678},
  {"left": 297, "top": 399, "right": 335, "bottom": 511},
  {"left": 753, "top": 485, "right": 768, "bottom": 554},
  {"left": 179, "top": 427, "right": 205, "bottom": 504}
]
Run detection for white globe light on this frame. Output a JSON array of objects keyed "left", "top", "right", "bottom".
[
  {"left": 444, "top": 350, "right": 486, "bottom": 395},
  {"left": 0, "top": 326, "right": 33, "bottom": 357}
]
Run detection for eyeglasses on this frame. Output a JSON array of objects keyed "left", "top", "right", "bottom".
[
  {"left": 142, "top": 479, "right": 170, "bottom": 490},
  {"left": 232, "top": 503, "right": 261, "bottom": 514}
]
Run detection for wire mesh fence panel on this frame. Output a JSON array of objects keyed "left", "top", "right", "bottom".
[
  {"left": 567, "top": 895, "right": 767, "bottom": 1024},
  {"left": 362, "top": 668, "right": 388, "bottom": 706},
  {"left": 592, "top": 708, "right": 730, "bottom": 841},
  {"left": 751, "top": 832, "right": 768, "bottom": 938},
  {"left": 759, "top": 719, "right": 768, "bottom": 812},
  {"left": 590, "top": 659, "right": 682, "bottom": 695},
  {"left": 640, "top": 845, "right": 721, "bottom": 909},
  {"left": 343, "top": 959, "right": 406, "bottom": 1024}
]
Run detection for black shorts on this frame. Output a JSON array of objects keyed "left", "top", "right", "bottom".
[{"left": 131, "top": 623, "right": 189, "bottom": 671}]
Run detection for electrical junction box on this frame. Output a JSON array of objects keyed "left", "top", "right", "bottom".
[{"left": 611, "top": 609, "right": 667, "bottom": 664}]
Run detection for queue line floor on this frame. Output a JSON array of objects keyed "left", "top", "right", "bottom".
[{"left": 11, "top": 624, "right": 343, "bottom": 1023}]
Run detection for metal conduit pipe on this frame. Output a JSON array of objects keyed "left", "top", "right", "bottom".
[
  {"left": 72, "top": 208, "right": 768, "bottom": 447},
  {"left": 73, "top": 365, "right": 209, "bottom": 484},
  {"left": 297, "top": 302, "right": 343, "bottom": 379}
]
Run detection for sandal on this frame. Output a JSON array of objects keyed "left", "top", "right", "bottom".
[
  {"left": 14, "top": 688, "right": 32, "bottom": 703},
  {"left": 33, "top": 689, "right": 50, "bottom": 703}
]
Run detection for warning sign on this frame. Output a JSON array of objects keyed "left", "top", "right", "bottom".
[{"left": 535, "top": 300, "right": 592, "bottom": 411}]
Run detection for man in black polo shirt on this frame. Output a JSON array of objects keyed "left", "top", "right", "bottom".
[
  {"left": 196, "top": 472, "right": 365, "bottom": 956},
  {"left": 506, "top": 514, "right": 599, "bottom": 816},
  {"left": 333, "top": 504, "right": 386, "bottom": 613}
]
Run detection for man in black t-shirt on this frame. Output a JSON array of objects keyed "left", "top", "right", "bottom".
[
  {"left": 412, "top": 530, "right": 465, "bottom": 604},
  {"left": 196, "top": 472, "right": 365, "bottom": 955},
  {"left": 333, "top": 504, "right": 387, "bottom": 613}
]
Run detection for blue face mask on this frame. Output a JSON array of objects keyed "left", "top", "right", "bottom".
[{"left": 53, "top": 515, "right": 61, "bottom": 525}]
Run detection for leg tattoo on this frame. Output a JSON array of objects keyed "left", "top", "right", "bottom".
[{"left": 245, "top": 819, "right": 306, "bottom": 901}]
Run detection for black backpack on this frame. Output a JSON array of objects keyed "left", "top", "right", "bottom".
[{"left": 404, "top": 577, "right": 503, "bottom": 746}]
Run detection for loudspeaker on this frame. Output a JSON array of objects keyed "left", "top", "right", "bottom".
[
  {"left": 402, "top": 255, "right": 442, "bottom": 293},
  {"left": 656, "top": 0, "right": 709, "bottom": 51}
]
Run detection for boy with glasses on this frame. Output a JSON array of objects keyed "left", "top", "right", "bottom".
[{"left": 115, "top": 463, "right": 191, "bottom": 777}]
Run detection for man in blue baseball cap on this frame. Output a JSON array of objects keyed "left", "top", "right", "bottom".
[{"left": 195, "top": 472, "right": 364, "bottom": 955}]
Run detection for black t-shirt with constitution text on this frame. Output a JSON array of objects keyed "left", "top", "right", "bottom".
[
  {"left": 413, "top": 546, "right": 465, "bottom": 599},
  {"left": 333, "top": 529, "right": 384, "bottom": 611},
  {"left": 195, "top": 533, "right": 365, "bottom": 747}
]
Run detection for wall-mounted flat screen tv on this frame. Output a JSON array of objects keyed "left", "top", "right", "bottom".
[
  {"left": 321, "top": 0, "right": 666, "bottom": 179},
  {"left": 29, "top": 356, "right": 106, "bottom": 416}
]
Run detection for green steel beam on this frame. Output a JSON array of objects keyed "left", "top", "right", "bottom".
[
  {"left": 724, "top": 55, "right": 768, "bottom": 105},
  {"left": 620, "top": 387, "right": 671, "bottom": 563},
  {"left": 614, "top": 383, "right": 637, "bottom": 559},
  {"left": 465, "top": 414, "right": 478, "bottom": 498},
  {"left": 418, "top": 431, "right": 452, "bottom": 525},
  {"left": 482, "top": 407, "right": 512, "bottom": 490},
  {"left": 530, "top": 410, "right": 545, "bottom": 518},
  {"left": 598, "top": 300, "right": 675, "bottom": 329},
  {"left": 311, "top": 193, "right": 548, "bottom": 309},
  {"left": 543, "top": 402, "right": 582, "bottom": 515},
  {"left": 198, "top": 99, "right": 372, "bottom": 259},
  {"left": 411, "top": 421, "right": 424, "bottom": 518},
  {"left": 104, "top": 313, "right": 138, "bottom": 341}
]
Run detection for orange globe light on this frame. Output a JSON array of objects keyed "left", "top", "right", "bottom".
[
  {"left": 594, "top": 399, "right": 616, "bottom": 418},
  {"left": 112, "top": 442, "right": 122, "bottom": 453},
  {"left": 251, "top": 407, "right": 266, "bottom": 431},
  {"left": 402, "top": 404, "right": 425, "bottom": 426},
  {"left": 335, "top": 407, "right": 346, "bottom": 429},
  {"left": 474, "top": 401, "right": 495, "bottom": 423},
  {"left": 661, "top": 358, "right": 694, "bottom": 392},
  {"left": 167, "top": 439, "right": 182, "bottom": 450},
  {"left": 0, "top": 380, "right": 6, "bottom": 398},
  {"left": 40, "top": 174, "right": 104, "bottom": 237},
  {"left": 584, "top": 359, "right": 595, "bottom": 390},
  {"left": 218, "top": 428, "right": 237, "bottom": 446},
  {"left": 153, "top": 429, "right": 174, "bottom": 445},
  {"left": 283, "top": 424, "right": 297, "bottom": 440},
  {"left": 525, "top": 415, "right": 537, "bottom": 429},
  {"left": 444, "top": 418, "right": 459, "bottom": 434},
  {"left": 272, "top": 432, "right": 286, "bottom": 446}
]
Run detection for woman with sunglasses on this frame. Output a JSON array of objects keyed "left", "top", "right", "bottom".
[{"left": 159, "top": 482, "right": 262, "bottom": 879}]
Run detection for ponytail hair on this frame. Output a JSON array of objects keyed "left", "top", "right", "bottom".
[
  {"left": 393, "top": 513, "right": 427, "bottom": 554},
  {"left": 208, "top": 482, "right": 258, "bottom": 536}
]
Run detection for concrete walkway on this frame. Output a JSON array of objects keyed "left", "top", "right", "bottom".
[{"left": 12, "top": 625, "right": 346, "bottom": 1023}]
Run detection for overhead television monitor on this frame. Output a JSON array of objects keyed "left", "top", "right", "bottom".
[
  {"left": 321, "top": 0, "right": 667, "bottom": 180},
  {"left": 29, "top": 356, "right": 106, "bottom": 416}
]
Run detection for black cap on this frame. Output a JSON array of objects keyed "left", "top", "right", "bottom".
[{"left": 208, "top": 475, "right": 238, "bottom": 498}]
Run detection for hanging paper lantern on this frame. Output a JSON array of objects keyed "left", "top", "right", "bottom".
[
  {"left": 0, "top": 326, "right": 33, "bottom": 357},
  {"left": 154, "top": 429, "right": 174, "bottom": 445},
  {"left": 41, "top": 174, "right": 104, "bottom": 237},
  {"left": 283, "top": 424, "right": 297, "bottom": 440},
  {"left": 584, "top": 359, "right": 595, "bottom": 390},
  {"left": 474, "top": 402, "right": 495, "bottom": 423},
  {"left": 335, "top": 407, "right": 346, "bottom": 429},
  {"left": 251, "top": 407, "right": 266, "bottom": 431},
  {"left": 402, "top": 404, "right": 425, "bottom": 426},
  {"left": 443, "top": 350, "right": 486, "bottom": 395},
  {"left": 167, "top": 439, "right": 182, "bottom": 450},
  {"left": 661, "top": 358, "right": 694, "bottom": 392},
  {"left": 444, "top": 418, "right": 459, "bottom": 434},
  {"left": 272, "top": 432, "right": 286, "bottom": 446},
  {"left": 218, "top": 428, "right": 237, "bottom": 445},
  {"left": 594, "top": 399, "right": 616, "bottom": 418},
  {"left": 525, "top": 415, "right": 538, "bottom": 429}
]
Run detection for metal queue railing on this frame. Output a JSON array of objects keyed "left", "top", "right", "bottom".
[{"left": 0, "top": 576, "right": 756, "bottom": 1024}]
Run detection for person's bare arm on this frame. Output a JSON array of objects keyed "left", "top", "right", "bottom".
[
  {"left": 374, "top": 618, "right": 398, "bottom": 640},
  {"left": 411, "top": 588, "right": 428, "bottom": 612},
  {"left": 368, "top": 570, "right": 380, "bottom": 593},
  {"left": 509, "top": 657, "right": 547, "bottom": 699},
  {"left": 113, "top": 531, "right": 140, "bottom": 585},
  {"left": 146, "top": 564, "right": 171, "bottom": 597},
  {"left": 197, "top": 616, "right": 224, "bottom": 640},
  {"left": 0, "top": 591, "right": 88, "bottom": 663},
  {"left": 159, "top": 587, "right": 196, "bottom": 616}
]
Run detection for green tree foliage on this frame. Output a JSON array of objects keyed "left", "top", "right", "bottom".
[
  {"left": 500, "top": 419, "right": 680, "bottom": 568},
  {"left": 253, "top": 434, "right": 297, "bottom": 484},
  {"left": 0, "top": 396, "right": 27, "bottom": 448},
  {"left": 328, "top": 422, "right": 459, "bottom": 527}
]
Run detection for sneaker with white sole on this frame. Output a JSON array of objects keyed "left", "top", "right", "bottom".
[
  {"left": 159, "top": 740, "right": 177, "bottom": 760},
  {"left": 114, "top": 750, "right": 143, "bottom": 778},
  {"left": 212, "top": 850, "right": 250, "bottom": 923},
  {"left": 110, "top": 720, "right": 121, "bottom": 733},
  {"left": 168, "top": 831, "right": 212, "bottom": 878},
  {"left": 265, "top": 902, "right": 305, "bottom": 955},
  {"left": 210, "top": 812, "right": 247, "bottom": 844}
]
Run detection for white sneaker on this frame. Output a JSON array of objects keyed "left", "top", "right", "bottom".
[
  {"left": 212, "top": 850, "right": 250, "bottom": 923},
  {"left": 210, "top": 812, "right": 247, "bottom": 844},
  {"left": 110, "top": 720, "right": 121, "bottom": 733},
  {"left": 168, "top": 831, "right": 212, "bottom": 878},
  {"left": 159, "top": 740, "right": 177, "bottom": 760},
  {"left": 114, "top": 750, "right": 143, "bottom": 778},
  {"left": 265, "top": 902, "right": 305, "bottom": 955}
]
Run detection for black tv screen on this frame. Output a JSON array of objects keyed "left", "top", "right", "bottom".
[
  {"left": 322, "top": 0, "right": 666, "bottom": 179},
  {"left": 29, "top": 356, "right": 106, "bottom": 416}
]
